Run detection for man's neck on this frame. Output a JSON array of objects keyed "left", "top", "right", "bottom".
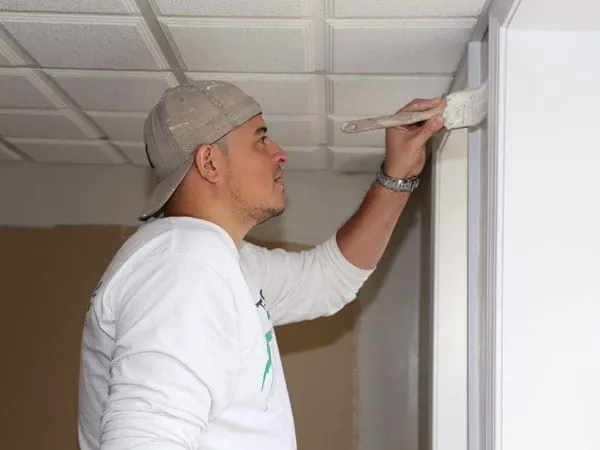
[{"left": 166, "top": 209, "right": 254, "bottom": 248}]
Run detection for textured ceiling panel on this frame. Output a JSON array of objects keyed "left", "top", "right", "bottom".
[
  {"left": 0, "top": 0, "right": 139, "bottom": 14},
  {"left": 265, "top": 116, "right": 322, "bottom": 147},
  {"left": 87, "top": 112, "right": 146, "bottom": 142},
  {"left": 0, "top": 109, "right": 101, "bottom": 139},
  {"left": 0, "top": 28, "right": 32, "bottom": 66},
  {"left": 329, "top": 19, "right": 474, "bottom": 73},
  {"left": 329, "top": 0, "right": 484, "bottom": 17},
  {"left": 0, "top": 69, "right": 67, "bottom": 109},
  {"left": 47, "top": 70, "right": 178, "bottom": 111},
  {"left": 0, "top": 51, "right": 12, "bottom": 66},
  {"left": 0, "top": 0, "right": 487, "bottom": 172},
  {"left": 152, "top": 0, "right": 309, "bottom": 17},
  {"left": 187, "top": 73, "right": 320, "bottom": 115},
  {"left": 330, "top": 146, "right": 384, "bottom": 172},
  {"left": 0, "top": 140, "right": 21, "bottom": 161},
  {"left": 7, "top": 138, "right": 127, "bottom": 164},
  {"left": 113, "top": 141, "right": 149, "bottom": 166},
  {"left": 0, "top": 14, "right": 169, "bottom": 70},
  {"left": 162, "top": 18, "right": 313, "bottom": 72},
  {"left": 328, "top": 75, "right": 452, "bottom": 115},
  {"left": 284, "top": 147, "right": 328, "bottom": 170}
]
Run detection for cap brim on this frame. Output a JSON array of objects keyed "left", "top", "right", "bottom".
[{"left": 139, "top": 158, "right": 193, "bottom": 221}]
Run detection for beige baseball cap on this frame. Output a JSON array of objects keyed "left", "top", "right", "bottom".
[{"left": 139, "top": 81, "right": 262, "bottom": 221}]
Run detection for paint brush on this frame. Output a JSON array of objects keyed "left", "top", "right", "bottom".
[{"left": 340, "top": 80, "right": 489, "bottom": 134}]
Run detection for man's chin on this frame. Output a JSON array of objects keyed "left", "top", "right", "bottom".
[{"left": 258, "top": 206, "right": 285, "bottom": 224}]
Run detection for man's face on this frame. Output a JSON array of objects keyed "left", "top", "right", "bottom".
[{"left": 223, "top": 114, "right": 288, "bottom": 224}]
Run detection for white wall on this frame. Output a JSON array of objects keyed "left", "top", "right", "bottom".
[
  {"left": 0, "top": 161, "right": 373, "bottom": 246},
  {"left": 0, "top": 161, "right": 429, "bottom": 450},
  {"left": 501, "top": 30, "right": 600, "bottom": 450},
  {"left": 486, "top": 2, "right": 600, "bottom": 448}
]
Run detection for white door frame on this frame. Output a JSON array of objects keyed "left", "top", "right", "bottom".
[
  {"left": 476, "top": 2, "right": 522, "bottom": 450},
  {"left": 430, "top": 1, "right": 522, "bottom": 449}
]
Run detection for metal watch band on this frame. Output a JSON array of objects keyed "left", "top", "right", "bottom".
[{"left": 375, "top": 163, "right": 420, "bottom": 193}]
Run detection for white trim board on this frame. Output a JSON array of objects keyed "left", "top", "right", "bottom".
[{"left": 430, "top": 127, "right": 469, "bottom": 450}]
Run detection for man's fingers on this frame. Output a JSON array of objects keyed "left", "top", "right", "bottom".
[{"left": 414, "top": 115, "right": 445, "bottom": 146}]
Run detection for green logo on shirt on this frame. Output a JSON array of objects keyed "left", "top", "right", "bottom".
[
  {"left": 261, "top": 329, "right": 273, "bottom": 391},
  {"left": 256, "top": 290, "right": 274, "bottom": 391}
]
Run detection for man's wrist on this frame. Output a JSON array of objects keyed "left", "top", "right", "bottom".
[
  {"left": 376, "top": 162, "right": 420, "bottom": 193},
  {"left": 382, "top": 160, "right": 418, "bottom": 180}
]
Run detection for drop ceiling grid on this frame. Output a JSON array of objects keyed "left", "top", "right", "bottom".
[
  {"left": 0, "top": 0, "right": 484, "bottom": 170},
  {"left": 154, "top": 0, "right": 327, "bottom": 168}
]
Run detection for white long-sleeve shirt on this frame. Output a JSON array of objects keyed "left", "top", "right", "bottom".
[{"left": 78, "top": 216, "right": 373, "bottom": 449}]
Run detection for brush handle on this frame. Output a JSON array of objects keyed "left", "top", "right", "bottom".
[{"left": 341, "top": 104, "right": 446, "bottom": 133}]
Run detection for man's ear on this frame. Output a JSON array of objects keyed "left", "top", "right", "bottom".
[{"left": 193, "top": 143, "right": 223, "bottom": 183}]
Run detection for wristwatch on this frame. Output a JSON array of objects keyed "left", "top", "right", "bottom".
[{"left": 376, "top": 163, "right": 420, "bottom": 193}]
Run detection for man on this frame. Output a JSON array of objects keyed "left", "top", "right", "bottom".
[{"left": 78, "top": 81, "right": 445, "bottom": 449}]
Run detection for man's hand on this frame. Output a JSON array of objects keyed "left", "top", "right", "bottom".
[{"left": 383, "top": 97, "right": 447, "bottom": 180}]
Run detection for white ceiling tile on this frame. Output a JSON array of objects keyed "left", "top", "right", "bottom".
[
  {"left": 328, "top": 75, "right": 452, "bottom": 115},
  {"left": 47, "top": 70, "right": 178, "bottom": 111},
  {"left": 0, "top": 0, "right": 139, "bottom": 14},
  {"left": 0, "top": 140, "right": 22, "bottom": 161},
  {"left": 264, "top": 115, "right": 321, "bottom": 147},
  {"left": 284, "top": 147, "right": 328, "bottom": 170},
  {"left": 152, "top": 0, "right": 309, "bottom": 17},
  {"left": 161, "top": 18, "right": 314, "bottom": 72},
  {"left": 0, "top": 68, "right": 68, "bottom": 108},
  {"left": 113, "top": 141, "right": 149, "bottom": 166},
  {"left": 187, "top": 73, "right": 319, "bottom": 115},
  {"left": 7, "top": 138, "right": 127, "bottom": 164},
  {"left": 329, "top": 116, "right": 384, "bottom": 147},
  {"left": 0, "top": 2, "right": 480, "bottom": 169},
  {"left": 0, "top": 51, "right": 12, "bottom": 66},
  {"left": 94, "top": 112, "right": 323, "bottom": 148},
  {"left": 329, "top": 0, "right": 485, "bottom": 17},
  {"left": 329, "top": 146, "right": 384, "bottom": 173},
  {"left": 329, "top": 19, "right": 475, "bottom": 73},
  {"left": 115, "top": 142, "right": 328, "bottom": 171},
  {"left": 0, "top": 109, "right": 101, "bottom": 139},
  {"left": 87, "top": 111, "right": 146, "bottom": 142},
  {"left": 0, "top": 28, "right": 33, "bottom": 66},
  {"left": 0, "top": 14, "right": 169, "bottom": 70}
]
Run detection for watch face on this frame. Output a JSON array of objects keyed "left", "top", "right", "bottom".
[
  {"left": 395, "top": 178, "right": 418, "bottom": 192},
  {"left": 376, "top": 165, "right": 419, "bottom": 192}
]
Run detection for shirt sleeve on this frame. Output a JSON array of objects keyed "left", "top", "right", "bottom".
[
  {"left": 239, "top": 233, "right": 375, "bottom": 326},
  {"left": 100, "top": 254, "right": 240, "bottom": 449}
]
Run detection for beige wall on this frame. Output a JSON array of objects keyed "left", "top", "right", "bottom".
[
  {"left": 0, "top": 226, "right": 128, "bottom": 450},
  {"left": 0, "top": 227, "right": 358, "bottom": 450},
  {"left": 0, "top": 163, "right": 429, "bottom": 450}
]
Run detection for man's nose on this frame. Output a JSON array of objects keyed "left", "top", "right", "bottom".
[{"left": 271, "top": 141, "right": 288, "bottom": 164}]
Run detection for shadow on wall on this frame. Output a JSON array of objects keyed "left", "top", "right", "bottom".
[
  {"left": 418, "top": 162, "right": 433, "bottom": 450},
  {"left": 357, "top": 190, "right": 421, "bottom": 312}
]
